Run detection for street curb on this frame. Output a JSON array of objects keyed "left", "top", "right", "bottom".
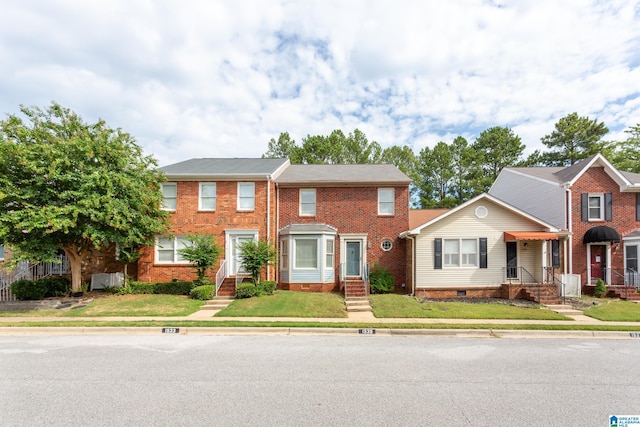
[{"left": 2, "top": 326, "right": 640, "bottom": 339}]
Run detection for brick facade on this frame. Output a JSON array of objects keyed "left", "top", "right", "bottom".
[
  {"left": 570, "top": 167, "right": 640, "bottom": 285},
  {"left": 138, "top": 180, "right": 277, "bottom": 283},
  {"left": 277, "top": 185, "right": 410, "bottom": 290}
]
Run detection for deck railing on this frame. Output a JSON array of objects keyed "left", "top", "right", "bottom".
[{"left": 0, "top": 256, "right": 70, "bottom": 302}]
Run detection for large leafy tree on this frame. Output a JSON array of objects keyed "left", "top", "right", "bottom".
[
  {"left": 0, "top": 102, "right": 169, "bottom": 292},
  {"left": 416, "top": 142, "right": 459, "bottom": 208},
  {"left": 538, "top": 112, "right": 609, "bottom": 166}
]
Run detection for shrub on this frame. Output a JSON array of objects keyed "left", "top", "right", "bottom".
[
  {"left": 258, "top": 281, "right": 277, "bottom": 295},
  {"left": 594, "top": 278, "right": 607, "bottom": 298},
  {"left": 10, "top": 279, "right": 47, "bottom": 300},
  {"left": 129, "top": 282, "right": 156, "bottom": 294},
  {"left": 153, "top": 281, "right": 193, "bottom": 295},
  {"left": 236, "top": 283, "right": 256, "bottom": 299},
  {"left": 369, "top": 264, "right": 395, "bottom": 294},
  {"left": 37, "top": 277, "right": 71, "bottom": 297},
  {"left": 190, "top": 285, "right": 216, "bottom": 300}
]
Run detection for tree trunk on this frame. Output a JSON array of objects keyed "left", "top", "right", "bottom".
[{"left": 64, "top": 246, "right": 84, "bottom": 292}]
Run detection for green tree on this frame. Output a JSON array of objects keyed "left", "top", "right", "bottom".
[
  {"left": 238, "top": 239, "right": 276, "bottom": 285},
  {"left": 117, "top": 245, "right": 141, "bottom": 287},
  {"left": 0, "top": 102, "right": 169, "bottom": 292},
  {"left": 611, "top": 123, "right": 640, "bottom": 173},
  {"left": 470, "top": 126, "right": 525, "bottom": 193},
  {"left": 177, "top": 234, "right": 222, "bottom": 283},
  {"left": 539, "top": 112, "right": 609, "bottom": 166},
  {"left": 262, "top": 132, "right": 302, "bottom": 163},
  {"left": 416, "top": 142, "right": 458, "bottom": 208}
]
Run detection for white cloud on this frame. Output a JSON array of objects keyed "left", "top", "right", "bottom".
[{"left": 0, "top": 0, "right": 638, "bottom": 166}]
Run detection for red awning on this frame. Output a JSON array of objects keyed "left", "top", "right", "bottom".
[{"left": 504, "top": 231, "right": 558, "bottom": 242}]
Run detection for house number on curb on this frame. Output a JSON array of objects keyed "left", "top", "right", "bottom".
[
  {"left": 162, "top": 328, "right": 180, "bottom": 334},
  {"left": 359, "top": 328, "right": 375, "bottom": 335},
  {"left": 631, "top": 333, "right": 640, "bottom": 338}
]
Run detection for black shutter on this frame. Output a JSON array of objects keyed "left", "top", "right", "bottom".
[
  {"left": 605, "top": 192, "right": 612, "bottom": 221},
  {"left": 581, "top": 193, "right": 588, "bottom": 221},
  {"left": 552, "top": 240, "right": 560, "bottom": 268},
  {"left": 434, "top": 238, "right": 442, "bottom": 270},
  {"left": 636, "top": 194, "right": 640, "bottom": 222},
  {"left": 479, "top": 238, "right": 487, "bottom": 269}
]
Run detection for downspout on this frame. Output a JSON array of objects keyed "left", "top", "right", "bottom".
[
  {"left": 275, "top": 181, "right": 280, "bottom": 284},
  {"left": 566, "top": 185, "right": 573, "bottom": 275},
  {"left": 405, "top": 233, "right": 416, "bottom": 296},
  {"left": 267, "top": 175, "right": 272, "bottom": 281}
]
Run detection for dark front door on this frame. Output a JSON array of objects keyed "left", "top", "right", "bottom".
[
  {"left": 590, "top": 245, "right": 606, "bottom": 281},
  {"left": 506, "top": 242, "right": 517, "bottom": 279}
]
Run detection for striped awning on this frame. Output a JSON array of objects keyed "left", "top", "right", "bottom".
[{"left": 504, "top": 231, "right": 558, "bottom": 242}]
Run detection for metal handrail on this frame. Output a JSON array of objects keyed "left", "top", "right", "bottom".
[
  {"left": 543, "top": 267, "right": 566, "bottom": 304},
  {"left": 215, "top": 259, "right": 227, "bottom": 295},
  {"left": 235, "top": 266, "right": 252, "bottom": 289},
  {"left": 0, "top": 256, "right": 70, "bottom": 301}
]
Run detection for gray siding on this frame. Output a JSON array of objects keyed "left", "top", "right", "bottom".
[{"left": 490, "top": 169, "right": 566, "bottom": 229}]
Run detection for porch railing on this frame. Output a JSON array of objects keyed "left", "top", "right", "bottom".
[
  {"left": 503, "top": 266, "right": 542, "bottom": 302},
  {"left": 0, "top": 256, "right": 70, "bottom": 302},
  {"left": 215, "top": 259, "right": 227, "bottom": 295}
]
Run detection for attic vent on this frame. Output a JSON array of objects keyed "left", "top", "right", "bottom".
[{"left": 475, "top": 206, "right": 488, "bottom": 218}]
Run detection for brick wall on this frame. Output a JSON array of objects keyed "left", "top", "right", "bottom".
[
  {"left": 570, "top": 167, "right": 640, "bottom": 284},
  {"left": 278, "top": 185, "right": 410, "bottom": 289},
  {"left": 138, "top": 180, "right": 277, "bottom": 282}
]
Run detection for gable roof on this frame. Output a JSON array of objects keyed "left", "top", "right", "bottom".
[
  {"left": 497, "top": 153, "right": 640, "bottom": 191},
  {"left": 401, "top": 193, "right": 559, "bottom": 237},
  {"left": 160, "top": 158, "right": 290, "bottom": 180},
  {"left": 275, "top": 164, "right": 411, "bottom": 186}
]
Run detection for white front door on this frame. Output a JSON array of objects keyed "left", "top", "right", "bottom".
[
  {"left": 229, "top": 234, "right": 256, "bottom": 276},
  {"left": 346, "top": 241, "right": 362, "bottom": 277}
]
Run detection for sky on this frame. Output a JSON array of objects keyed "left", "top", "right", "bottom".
[{"left": 1, "top": 0, "right": 639, "bottom": 167}]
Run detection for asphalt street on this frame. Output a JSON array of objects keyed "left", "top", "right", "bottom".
[{"left": 1, "top": 334, "right": 638, "bottom": 426}]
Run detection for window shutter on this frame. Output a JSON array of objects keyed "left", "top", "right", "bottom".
[
  {"left": 581, "top": 193, "right": 588, "bottom": 221},
  {"left": 551, "top": 240, "right": 560, "bottom": 268},
  {"left": 605, "top": 192, "right": 612, "bottom": 221},
  {"left": 479, "top": 238, "right": 487, "bottom": 269},
  {"left": 637, "top": 194, "right": 640, "bottom": 222},
  {"left": 434, "top": 238, "right": 442, "bottom": 270}
]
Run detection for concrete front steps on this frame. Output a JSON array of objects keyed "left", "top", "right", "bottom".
[
  {"left": 201, "top": 296, "right": 235, "bottom": 311},
  {"left": 345, "top": 296, "right": 372, "bottom": 313}
]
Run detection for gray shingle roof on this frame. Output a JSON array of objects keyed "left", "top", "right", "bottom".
[
  {"left": 160, "top": 158, "right": 290, "bottom": 179},
  {"left": 276, "top": 164, "right": 411, "bottom": 186}
]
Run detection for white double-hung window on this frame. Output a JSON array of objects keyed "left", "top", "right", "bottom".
[
  {"left": 295, "top": 238, "right": 318, "bottom": 269},
  {"left": 199, "top": 183, "right": 216, "bottom": 211},
  {"left": 300, "top": 189, "right": 316, "bottom": 216},
  {"left": 238, "top": 182, "right": 255, "bottom": 211},
  {"left": 588, "top": 194, "right": 604, "bottom": 220},
  {"left": 444, "top": 239, "right": 478, "bottom": 267},
  {"left": 378, "top": 188, "right": 395, "bottom": 215},
  {"left": 161, "top": 183, "right": 177, "bottom": 210},
  {"left": 155, "top": 236, "right": 189, "bottom": 263}
]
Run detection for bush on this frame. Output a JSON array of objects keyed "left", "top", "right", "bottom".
[
  {"left": 236, "top": 283, "right": 256, "bottom": 299},
  {"left": 129, "top": 282, "right": 156, "bottom": 294},
  {"left": 594, "top": 278, "right": 607, "bottom": 298},
  {"left": 153, "top": 281, "right": 193, "bottom": 295},
  {"left": 369, "top": 264, "right": 395, "bottom": 294},
  {"left": 10, "top": 279, "right": 47, "bottom": 300},
  {"left": 258, "top": 281, "right": 277, "bottom": 295},
  {"left": 190, "top": 285, "right": 216, "bottom": 300},
  {"left": 37, "top": 277, "right": 71, "bottom": 297}
]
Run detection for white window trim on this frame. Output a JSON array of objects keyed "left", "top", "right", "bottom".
[
  {"left": 299, "top": 188, "right": 316, "bottom": 216},
  {"left": 199, "top": 182, "right": 217, "bottom": 211},
  {"left": 280, "top": 239, "right": 289, "bottom": 271},
  {"left": 325, "top": 238, "right": 334, "bottom": 269},
  {"left": 294, "top": 238, "right": 319, "bottom": 270},
  {"left": 443, "top": 238, "right": 478, "bottom": 268},
  {"left": 161, "top": 183, "right": 177, "bottom": 211},
  {"left": 155, "top": 236, "right": 189, "bottom": 264},
  {"left": 237, "top": 182, "right": 255, "bottom": 211},
  {"left": 381, "top": 239, "right": 393, "bottom": 251},
  {"left": 588, "top": 193, "right": 604, "bottom": 221},
  {"left": 378, "top": 188, "right": 395, "bottom": 216}
]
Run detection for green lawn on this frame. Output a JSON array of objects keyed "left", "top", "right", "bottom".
[
  {"left": 370, "top": 294, "right": 570, "bottom": 320},
  {"left": 216, "top": 290, "right": 348, "bottom": 318},
  {"left": 582, "top": 300, "right": 640, "bottom": 321},
  {"left": 0, "top": 294, "right": 203, "bottom": 317}
]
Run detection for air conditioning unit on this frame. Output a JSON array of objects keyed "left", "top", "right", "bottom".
[{"left": 90, "top": 273, "right": 124, "bottom": 290}]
